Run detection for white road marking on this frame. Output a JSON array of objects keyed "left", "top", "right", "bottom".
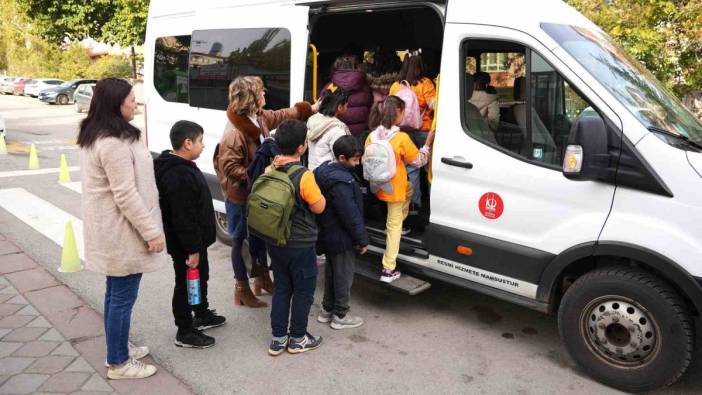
[
  {"left": 0, "top": 167, "right": 80, "bottom": 179},
  {"left": 0, "top": 188, "right": 84, "bottom": 259},
  {"left": 60, "top": 181, "right": 82, "bottom": 194}
]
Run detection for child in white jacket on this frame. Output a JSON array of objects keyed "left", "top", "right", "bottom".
[{"left": 306, "top": 84, "right": 351, "bottom": 171}]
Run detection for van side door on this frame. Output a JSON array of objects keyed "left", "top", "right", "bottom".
[{"left": 428, "top": 23, "right": 622, "bottom": 297}]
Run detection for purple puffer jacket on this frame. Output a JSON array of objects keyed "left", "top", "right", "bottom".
[{"left": 324, "top": 69, "right": 372, "bottom": 136}]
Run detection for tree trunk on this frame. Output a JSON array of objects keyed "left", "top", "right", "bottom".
[{"left": 130, "top": 46, "right": 137, "bottom": 80}]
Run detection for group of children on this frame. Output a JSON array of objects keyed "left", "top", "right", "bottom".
[{"left": 152, "top": 75, "right": 434, "bottom": 356}]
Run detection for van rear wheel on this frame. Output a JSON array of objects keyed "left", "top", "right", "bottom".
[
  {"left": 558, "top": 267, "right": 693, "bottom": 393},
  {"left": 215, "top": 211, "right": 232, "bottom": 246}
]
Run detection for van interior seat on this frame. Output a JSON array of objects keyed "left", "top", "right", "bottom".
[
  {"left": 464, "top": 77, "right": 498, "bottom": 144},
  {"left": 512, "top": 77, "right": 557, "bottom": 161}
]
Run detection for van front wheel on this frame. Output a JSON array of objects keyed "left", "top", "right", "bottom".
[{"left": 558, "top": 267, "right": 693, "bottom": 393}]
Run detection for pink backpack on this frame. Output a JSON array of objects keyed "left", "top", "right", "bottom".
[{"left": 395, "top": 80, "right": 422, "bottom": 130}]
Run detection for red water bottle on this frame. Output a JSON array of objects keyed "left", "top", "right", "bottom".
[{"left": 186, "top": 268, "right": 201, "bottom": 306}]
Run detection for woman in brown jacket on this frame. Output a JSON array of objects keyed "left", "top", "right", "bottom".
[
  {"left": 79, "top": 78, "right": 168, "bottom": 380},
  {"left": 214, "top": 76, "right": 317, "bottom": 307}
]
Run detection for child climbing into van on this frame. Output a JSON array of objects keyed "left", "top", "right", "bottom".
[
  {"left": 306, "top": 84, "right": 351, "bottom": 171},
  {"left": 364, "top": 96, "right": 433, "bottom": 283}
]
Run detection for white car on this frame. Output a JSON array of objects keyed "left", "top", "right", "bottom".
[
  {"left": 0, "top": 77, "right": 17, "bottom": 95},
  {"left": 24, "top": 79, "right": 64, "bottom": 97},
  {"left": 0, "top": 113, "right": 5, "bottom": 135}
]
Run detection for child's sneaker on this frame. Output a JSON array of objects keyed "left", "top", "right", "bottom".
[
  {"left": 268, "top": 336, "right": 288, "bottom": 356},
  {"left": 317, "top": 308, "right": 332, "bottom": 323},
  {"left": 330, "top": 314, "right": 363, "bottom": 330},
  {"left": 380, "top": 268, "right": 401, "bottom": 283},
  {"left": 193, "top": 309, "right": 226, "bottom": 330},
  {"left": 287, "top": 333, "right": 322, "bottom": 354},
  {"left": 107, "top": 358, "right": 157, "bottom": 380},
  {"left": 174, "top": 329, "right": 215, "bottom": 349}
]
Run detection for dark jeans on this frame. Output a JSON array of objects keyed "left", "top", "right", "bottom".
[
  {"left": 226, "top": 200, "right": 267, "bottom": 280},
  {"left": 406, "top": 130, "right": 429, "bottom": 207},
  {"left": 322, "top": 249, "right": 355, "bottom": 317},
  {"left": 171, "top": 249, "right": 209, "bottom": 333},
  {"left": 268, "top": 244, "right": 318, "bottom": 338},
  {"left": 104, "top": 273, "right": 142, "bottom": 365}
]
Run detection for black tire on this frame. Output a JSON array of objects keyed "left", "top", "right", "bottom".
[
  {"left": 57, "top": 94, "right": 69, "bottom": 105},
  {"left": 558, "top": 267, "right": 694, "bottom": 393},
  {"left": 214, "top": 211, "right": 233, "bottom": 246}
]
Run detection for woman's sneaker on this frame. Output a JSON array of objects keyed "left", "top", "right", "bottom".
[
  {"left": 104, "top": 342, "right": 149, "bottom": 367},
  {"left": 193, "top": 309, "right": 226, "bottom": 330},
  {"left": 380, "top": 268, "right": 401, "bottom": 283},
  {"left": 107, "top": 358, "right": 157, "bottom": 380},
  {"left": 268, "top": 336, "right": 288, "bottom": 356},
  {"left": 174, "top": 329, "right": 215, "bottom": 349},
  {"left": 287, "top": 333, "right": 322, "bottom": 354},
  {"left": 330, "top": 314, "right": 363, "bottom": 330},
  {"left": 317, "top": 308, "right": 332, "bottom": 323}
]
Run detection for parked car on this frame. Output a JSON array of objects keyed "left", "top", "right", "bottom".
[
  {"left": 12, "top": 79, "right": 34, "bottom": 96},
  {"left": 38, "top": 79, "right": 97, "bottom": 105},
  {"left": 73, "top": 83, "right": 95, "bottom": 113},
  {"left": 0, "top": 77, "right": 18, "bottom": 95},
  {"left": 24, "top": 79, "right": 64, "bottom": 97}
]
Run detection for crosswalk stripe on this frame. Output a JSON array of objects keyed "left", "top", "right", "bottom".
[
  {"left": 60, "top": 181, "right": 82, "bottom": 194},
  {"left": 0, "top": 188, "right": 84, "bottom": 259},
  {"left": 0, "top": 167, "right": 80, "bottom": 179}
]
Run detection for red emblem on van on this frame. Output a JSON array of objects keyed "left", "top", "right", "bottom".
[{"left": 479, "top": 192, "right": 504, "bottom": 220}]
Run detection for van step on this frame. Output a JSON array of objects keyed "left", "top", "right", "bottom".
[{"left": 354, "top": 257, "right": 431, "bottom": 296}]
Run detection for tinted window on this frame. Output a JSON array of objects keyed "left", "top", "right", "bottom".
[
  {"left": 154, "top": 35, "right": 191, "bottom": 103},
  {"left": 190, "top": 28, "right": 291, "bottom": 111}
]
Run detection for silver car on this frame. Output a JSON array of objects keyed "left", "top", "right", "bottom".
[
  {"left": 0, "top": 77, "right": 17, "bottom": 95},
  {"left": 73, "top": 83, "right": 96, "bottom": 113}
]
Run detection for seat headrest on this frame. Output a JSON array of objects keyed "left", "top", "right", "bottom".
[
  {"left": 465, "top": 75, "right": 474, "bottom": 100},
  {"left": 513, "top": 77, "right": 526, "bottom": 101}
]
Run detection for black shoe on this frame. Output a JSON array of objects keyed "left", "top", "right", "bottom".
[
  {"left": 193, "top": 309, "right": 226, "bottom": 330},
  {"left": 175, "top": 329, "right": 215, "bottom": 349},
  {"left": 268, "top": 336, "right": 288, "bottom": 357}
]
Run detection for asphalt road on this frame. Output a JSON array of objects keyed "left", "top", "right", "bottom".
[{"left": 1, "top": 94, "right": 701, "bottom": 394}]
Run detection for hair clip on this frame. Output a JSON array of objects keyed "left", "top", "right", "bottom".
[{"left": 328, "top": 83, "right": 338, "bottom": 93}]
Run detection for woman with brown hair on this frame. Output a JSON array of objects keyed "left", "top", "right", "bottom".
[
  {"left": 79, "top": 78, "right": 167, "bottom": 380},
  {"left": 214, "top": 76, "right": 318, "bottom": 307}
]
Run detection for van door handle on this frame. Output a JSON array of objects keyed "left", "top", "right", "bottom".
[{"left": 441, "top": 157, "right": 473, "bottom": 169}]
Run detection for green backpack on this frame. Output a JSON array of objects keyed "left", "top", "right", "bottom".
[{"left": 247, "top": 164, "right": 304, "bottom": 246}]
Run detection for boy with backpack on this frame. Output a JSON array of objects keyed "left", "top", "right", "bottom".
[
  {"left": 246, "top": 119, "right": 327, "bottom": 356},
  {"left": 313, "top": 135, "right": 369, "bottom": 330},
  {"left": 154, "top": 120, "right": 226, "bottom": 349}
]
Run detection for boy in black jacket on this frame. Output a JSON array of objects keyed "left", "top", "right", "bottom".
[
  {"left": 313, "top": 135, "right": 369, "bottom": 330},
  {"left": 155, "top": 120, "right": 226, "bottom": 349}
]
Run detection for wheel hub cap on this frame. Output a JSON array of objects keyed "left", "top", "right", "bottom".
[{"left": 585, "top": 298, "right": 657, "bottom": 365}]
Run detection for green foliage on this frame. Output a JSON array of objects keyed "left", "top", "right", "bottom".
[
  {"left": 15, "top": 0, "right": 116, "bottom": 43},
  {"left": 56, "top": 43, "right": 92, "bottom": 80},
  {"left": 101, "top": 0, "right": 148, "bottom": 48},
  {"left": 86, "top": 55, "right": 132, "bottom": 79},
  {"left": 566, "top": 0, "right": 702, "bottom": 95}
]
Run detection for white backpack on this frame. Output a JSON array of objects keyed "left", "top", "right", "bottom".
[{"left": 363, "top": 127, "right": 398, "bottom": 194}]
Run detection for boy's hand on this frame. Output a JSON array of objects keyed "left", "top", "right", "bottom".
[
  {"left": 186, "top": 253, "right": 200, "bottom": 268},
  {"left": 146, "top": 236, "right": 165, "bottom": 253},
  {"left": 357, "top": 245, "right": 368, "bottom": 255}
]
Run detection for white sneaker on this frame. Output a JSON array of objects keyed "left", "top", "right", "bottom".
[
  {"left": 317, "top": 308, "right": 332, "bottom": 323},
  {"left": 107, "top": 358, "right": 157, "bottom": 380},
  {"left": 105, "top": 343, "right": 150, "bottom": 367},
  {"left": 330, "top": 314, "right": 364, "bottom": 330}
]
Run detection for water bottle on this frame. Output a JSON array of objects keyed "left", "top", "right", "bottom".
[{"left": 187, "top": 268, "right": 201, "bottom": 306}]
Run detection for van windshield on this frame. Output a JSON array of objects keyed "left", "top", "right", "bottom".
[{"left": 542, "top": 23, "right": 702, "bottom": 145}]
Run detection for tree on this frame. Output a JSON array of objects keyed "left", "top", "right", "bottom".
[
  {"left": 566, "top": 0, "right": 702, "bottom": 96},
  {"left": 101, "top": 0, "right": 148, "bottom": 78}
]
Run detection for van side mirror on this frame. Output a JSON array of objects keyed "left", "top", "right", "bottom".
[{"left": 562, "top": 114, "right": 611, "bottom": 180}]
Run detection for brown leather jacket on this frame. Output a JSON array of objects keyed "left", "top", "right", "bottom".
[{"left": 213, "top": 102, "right": 313, "bottom": 204}]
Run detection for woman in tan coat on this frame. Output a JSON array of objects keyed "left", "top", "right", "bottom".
[
  {"left": 78, "top": 78, "right": 168, "bottom": 380},
  {"left": 214, "top": 76, "right": 317, "bottom": 307}
]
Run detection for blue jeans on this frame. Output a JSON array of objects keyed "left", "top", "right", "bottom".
[
  {"left": 406, "top": 130, "right": 429, "bottom": 208},
  {"left": 268, "top": 245, "right": 317, "bottom": 338},
  {"left": 104, "top": 273, "right": 142, "bottom": 365},
  {"left": 226, "top": 200, "right": 249, "bottom": 280}
]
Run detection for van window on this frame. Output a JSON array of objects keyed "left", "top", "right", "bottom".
[
  {"left": 154, "top": 35, "right": 191, "bottom": 104},
  {"left": 461, "top": 40, "right": 595, "bottom": 167},
  {"left": 189, "top": 28, "right": 291, "bottom": 111}
]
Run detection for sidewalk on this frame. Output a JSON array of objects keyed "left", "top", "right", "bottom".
[{"left": 0, "top": 235, "right": 194, "bottom": 395}]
